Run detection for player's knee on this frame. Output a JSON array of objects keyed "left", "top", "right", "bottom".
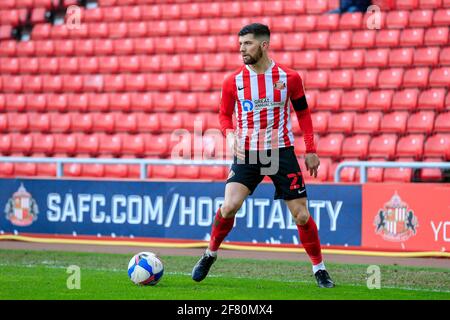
[
  {"left": 294, "top": 201, "right": 310, "bottom": 225},
  {"left": 220, "top": 201, "right": 242, "bottom": 218}
]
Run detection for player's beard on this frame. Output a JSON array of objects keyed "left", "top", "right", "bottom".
[{"left": 243, "top": 47, "right": 263, "bottom": 65}]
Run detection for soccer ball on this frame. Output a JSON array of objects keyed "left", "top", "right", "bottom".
[{"left": 127, "top": 252, "right": 164, "bottom": 286}]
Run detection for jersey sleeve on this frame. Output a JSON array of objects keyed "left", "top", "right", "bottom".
[
  {"left": 289, "top": 72, "right": 306, "bottom": 101},
  {"left": 218, "top": 75, "right": 236, "bottom": 137}
]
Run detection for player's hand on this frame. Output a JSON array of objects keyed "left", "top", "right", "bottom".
[
  {"left": 227, "top": 132, "right": 245, "bottom": 160},
  {"left": 305, "top": 153, "right": 320, "bottom": 178}
]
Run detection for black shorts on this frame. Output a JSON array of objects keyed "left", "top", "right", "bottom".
[{"left": 226, "top": 146, "right": 307, "bottom": 200}]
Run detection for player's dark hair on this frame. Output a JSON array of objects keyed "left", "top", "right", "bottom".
[{"left": 238, "top": 23, "right": 270, "bottom": 39}]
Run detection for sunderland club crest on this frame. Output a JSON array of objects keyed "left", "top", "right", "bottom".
[
  {"left": 4, "top": 183, "right": 39, "bottom": 227},
  {"left": 374, "top": 192, "right": 418, "bottom": 242}
]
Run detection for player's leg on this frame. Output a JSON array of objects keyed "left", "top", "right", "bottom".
[
  {"left": 269, "top": 147, "right": 334, "bottom": 288},
  {"left": 192, "top": 161, "right": 262, "bottom": 282}
]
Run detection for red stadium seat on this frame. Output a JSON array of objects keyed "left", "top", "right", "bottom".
[
  {"left": 109, "top": 93, "right": 131, "bottom": 112},
  {"left": 353, "top": 112, "right": 382, "bottom": 134},
  {"left": 125, "top": 74, "right": 146, "bottom": 92},
  {"left": 369, "top": 134, "right": 398, "bottom": 159},
  {"left": 115, "top": 113, "right": 137, "bottom": 133},
  {"left": 376, "top": 29, "right": 400, "bottom": 47},
  {"left": 310, "top": 112, "right": 330, "bottom": 134},
  {"left": 31, "top": 133, "right": 54, "bottom": 155},
  {"left": 386, "top": 10, "right": 409, "bottom": 29},
  {"left": 429, "top": 67, "right": 450, "bottom": 87},
  {"left": 305, "top": 32, "right": 329, "bottom": 49},
  {"left": 67, "top": 93, "right": 89, "bottom": 114},
  {"left": 389, "top": 48, "right": 413, "bottom": 67},
  {"left": 4, "top": 93, "right": 26, "bottom": 112},
  {"left": 103, "top": 74, "right": 125, "bottom": 92},
  {"left": 63, "top": 163, "right": 82, "bottom": 177},
  {"left": 380, "top": 111, "right": 409, "bottom": 134},
  {"left": 340, "top": 49, "right": 364, "bottom": 68},
  {"left": 7, "top": 113, "right": 28, "bottom": 132},
  {"left": 342, "top": 135, "right": 370, "bottom": 159},
  {"left": 424, "top": 134, "right": 450, "bottom": 160},
  {"left": 159, "top": 112, "right": 183, "bottom": 132},
  {"left": 0, "top": 113, "right": 6, "bottom": 132},
  {"left": 383, "top": 165, "right": 413, "bottom": 183},
  {"left": 413, "top": 47, "right": 440, "bottom": 66},
  {"left": 167, "top": 73, "right": 190, "bottom": 91},
  {"left": 104, "top": 163, "right": 129, "bottom": 179},
  {"left": 197, "top": 92, "right": 220, "bottom": 112},
  {"left": 130, "top": 93, "right": 153, "bottom": 112},
  {"left": 317, "top": 14, "right": 339, "bottom": 30},
  {"left": 409, "top": 9, "right": 433, "bottom": 27},
  {"left": 75, "top": 134, "right": 100, "bottom": 155},
  {"left": 434, "top": 112, "right": 450, "bottom": 132},
  {"left": 400, "top": 28, "right": 424, "bottom": 46},
  {"left": 433, "top": 8, "right": 450, "bottom": 25},
  {"left": 396, "top": 0, "right": 418, "bottom": 9},
  {"left": 190, "top": 73, "right": 212, "bottom": 92},
  {"left": 9, "top": 134, "right": 33, "bottom": 155},
  {"left": 439, "top": 47, "right": 450, "bottom": 65},
  {"left": 22, "top": 75, "right": 43, "bottom": 93},
  {"left": 203, "top": 53, "right": 225, "bottom": 71},
  {"left": 14, "top": 162, "right": 38, "bottom": 177},
  {"left": 391, "top": 89, "right": 419, "bottom": 111},
  {"left": 50, "top": 113, "right": 71, "bottom": 133},
  {"left": 418, "top": 88, "right": 446, "bottom": 110},
  {"left": 295, "top": 15, "right": 316, "bottom": 31},
  {"left": 18, "top": 57, "right": 38, "bottom": 73},
  {"left": 199, "top": 166, "right": 226, "bottom": 180},
  {"left": 396, "top": 134, "right": 425, "bottom": 159},
  {"left": 267, "top": 19, "right": 292, "bottom": 35},
  {"left": 378, "top": 68, "right": 404, "bottom": 88},
  {"left": 306, "top": 0, "right": 328, "bottom": 14},
  {"left": 71, "top": 113, "right": 93, "bottom": 133},
  {"left": 176, "top": 165, "right": 200, "bottom": 179},
  {"left": 28, "top": 112, "right": 50, "bottom": 132},
  {"left": 403, "top": 68, "right": 430, "bottom": 88},
  {"left": 137, "top": 113, "right": 160, "bottom": 133},
  {"left": 175, "top": 92, "right": 198, "bottom": 112},
  {"left": 81, "top": 164, "right": 105, "bottom": 178},
  {"left": 317, "top": 50, "right": 339, "bottom": 68},
  {"left": 98, "top": 134, "right": 122, "bottom": 156},
  {"left": 87, "top": 93, "right": 109, "bottom": 112},
  {"left": 59, "top": 57, "right": 78, "bottom": 74},
  {"left": 2, "top": 75, "right": 22, "bottom": 93},
  {"left": 216, "top": 35, "right": 237, "bottom": 52},
  {"left": 78, "top": 56, "right": 98, "bottom": 74},
  {"left": 181, "top": 53, "right": 204, "bottom": 71},
  {"left": 36, "top": 162, "right": 57, "bottom": 177},
  {"left": 424, "top": 27, "right": 449, "bottom": 45},
  {"left": 92, "top": 112, "right": 115, "bottom": 133},
  {"left": 0, "top": 134, "right": 11, "bottom": 154},
  {"left": 119, "top": 55, "right": 140, "bottom": 73},
  {"left": 407, "top": 111, "right": 435, "bottom": 134},
  {"left": 365, "top": 48, "right": 389, "bottom": 67},
  {"left": 53, "top": 134, "right": 77, "bottom": 155},
  {"left": 47, "top": 94, "right": 67, "bottom": 112},
  {"left": 419, "top": 158, "right": 443, "bottom": 182},
  {"left": 352, "top": 30, "right": 376, "bottom": 48},
  {"left": 328, "top": 112, "right": 355, "bottom": 134},
  {"left": 144, "top": 134, "right": 170, "bottom": 157},
  {"left": 315, "top": 90, "right": 341, "bottom": 111},
  {"left": 329, "top": 69, "right": 353, "bottom": 88},
  {"left": 150, "top": 165, "right": 176, "bottom": 179},
  {"left": 341, "top": 90, "right": 368, "bottom": 111},
  {"left": 153, "top": 92, "right": 175, "bottom": 113},
  {"left": 317, "top": 134, "right": 344, "bottom": 158},
  {"left": 305, "top": 70, "right": 328, "bottom": 89},
  {"left": 196, "top": 36, "right": 217, "bottom": 53},
  {"left": 339, "top": 12, "right": 363, "bottom": 29},
  {"left": 353, "top": 69, "right": 379, "bottom": 88},
  {"left": 208, "top": 18, "right": 230, "bottom": 35},
  {"left": 293, "top": 51, "right": 316, "bottom": 69},
  {"left": 180, "top": 3, "right": 200, "bottom": 19}
]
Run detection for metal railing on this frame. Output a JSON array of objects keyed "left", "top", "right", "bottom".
[
  {"left": 0, "top": 156, "right": 232, "bottom": 180},
  {"left": 1, "top": 157, "right": 448, "bottom": 183},
  {"left": 334, "top": 161, "right": 450, "bottom": 183}
]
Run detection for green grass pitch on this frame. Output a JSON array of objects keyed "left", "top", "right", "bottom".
[{"left": 0, "top": 249, "right": 449, "bottom": 300}]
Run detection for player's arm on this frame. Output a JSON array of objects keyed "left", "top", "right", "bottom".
[
  {"left": 218, "top": 76, "right": 242, "bottom": 158},
  {"left": 290, "top": 73, "right": 320, "bottom": 178}
]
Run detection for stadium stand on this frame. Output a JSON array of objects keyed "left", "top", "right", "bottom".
[{"left": 0, "top": 0, "right": 448, "bottom": 182}]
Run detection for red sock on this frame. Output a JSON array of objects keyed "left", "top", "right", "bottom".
[
  {"left": 209, "top": 207, "right": 235, "bottom": 251},
  {"left": 296, "top": 216, "right": 323, "bottom": 265}
]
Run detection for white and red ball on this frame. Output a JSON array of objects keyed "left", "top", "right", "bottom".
[{"left": 127, "top": 252, "right": 164, "bottom": 286}]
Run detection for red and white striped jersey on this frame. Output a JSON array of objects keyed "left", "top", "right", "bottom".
[{"left": 219, "top": 60, "right": 306, "bottom": 151}]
